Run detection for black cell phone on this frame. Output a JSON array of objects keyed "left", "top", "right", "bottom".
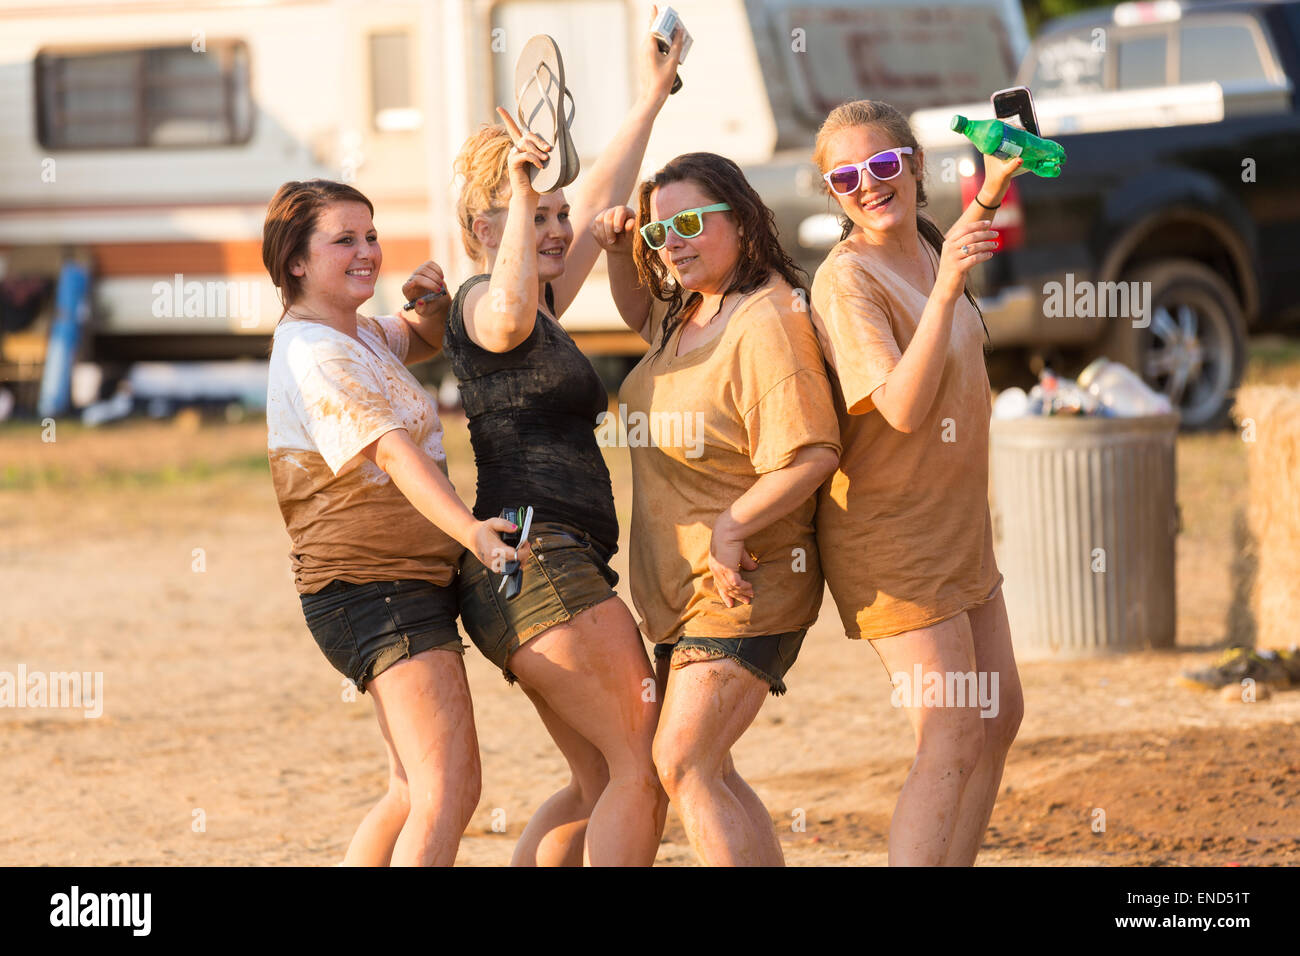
[{"left": 992, "top": 86, "right": 1040, "bottom": 137}]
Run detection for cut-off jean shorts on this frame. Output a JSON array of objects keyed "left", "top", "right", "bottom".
[
  {"left": 654, "top": 630, "right": 808, "bottom": 696},
  {"left": 300, "top": 578, "right": 463, "bottom": 692},
  {"left": 458, "top": 521, "right": 619, "bottom": 684}
]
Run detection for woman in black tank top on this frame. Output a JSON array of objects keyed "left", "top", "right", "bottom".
[
  {"left": 442, "top": 28, "right": 684, "bottom": 866},
  {"left": 444, "top": 276, "right": 617, "bottom": 554}
]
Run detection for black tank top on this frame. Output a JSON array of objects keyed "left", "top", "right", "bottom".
[{"left": 443, "top": 275, "right": 618, "bottom": 556}]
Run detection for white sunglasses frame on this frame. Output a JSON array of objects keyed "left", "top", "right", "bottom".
[{"left": 823, "top": 147, "right": 916, "bottom": 195}]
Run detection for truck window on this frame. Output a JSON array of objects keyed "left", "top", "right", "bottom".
[
  {"left": 1179, "top": 20, "right": 1269, "bottom": 85},
  {"left": 769, "top": 2, "right": 1017, "bottom": 122},
  {"left": 35, "top": 42, "right": 252, "bottom": 150},
  {"left": 1025, "top": 27, "right": 1105, "bottom": 96},
  {"left": 1116, "top": 32, "right": 1168, "bottom": 89},
  {"left": 490, "top": 0, "right": 631, "bottom": 160}
]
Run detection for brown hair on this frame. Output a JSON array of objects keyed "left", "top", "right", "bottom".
[
  {"left": 813, "top": 100, "right": 987, "bottom": 338},
  {"left": 634, "top": 152, "right": 809, "bottom": 356},
  {"left": 453, "top": 125, "right": 514, "bottom": 264},
  {"left": 261, "top": 179, "right": 374, "bottom": 315}
]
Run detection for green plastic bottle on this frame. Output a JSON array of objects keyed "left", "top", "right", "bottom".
[{"left": 950, "top": 115, "right": 1065, "bottom": 178}]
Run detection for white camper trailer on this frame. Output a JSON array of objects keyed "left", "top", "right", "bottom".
[{"left": 0, "top": 0, "right": 1027, "bottom": 378}]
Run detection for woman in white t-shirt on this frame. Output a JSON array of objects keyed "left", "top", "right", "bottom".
[{"left": 262, "top": 178, "right": 520, "bottom": 866}]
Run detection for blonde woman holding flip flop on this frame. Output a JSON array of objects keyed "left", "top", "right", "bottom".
[{"left": 441, "top": 13, "right": 684, "bottom": 866}]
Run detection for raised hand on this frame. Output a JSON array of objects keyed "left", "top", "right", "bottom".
[
  {"left": 401, "top": 260, "right": 448, "bottom": 316},
  {"left": 638, "top": 4, "right": 686, "bottom": 106},
  {"left": 591, "top": 205, "right": 637, "bottom": 256},
  {"left": 496, "top": 106, "right": 552, "bottom": 199}
]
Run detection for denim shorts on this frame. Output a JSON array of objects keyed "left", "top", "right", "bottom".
[
  {"left": 654, "top": 630, "right": 808, "bottom": 696},
  {"left": 300, "top": 578, "right": 463, "bottom": 692},
  {"left": 458, "top": 521, "right": 619, "bottom": 683}
]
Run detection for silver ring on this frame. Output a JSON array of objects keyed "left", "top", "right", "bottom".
[{"left": 961, "top": 244, "right": 970, "bottom": 255}]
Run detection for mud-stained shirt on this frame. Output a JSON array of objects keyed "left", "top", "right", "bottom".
[
  {"left": 810, "top": 235, "right": 1001, "bottom": 640},
  {"left": 266, "top": 313, "right": 464, "bottom": 595},
  {"left": 618, "top": 273, "right": 841, "bottom": 644}
]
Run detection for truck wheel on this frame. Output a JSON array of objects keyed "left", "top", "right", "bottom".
[{"left": 1098, "top": 259, "right": 1245, "bottom": 430}]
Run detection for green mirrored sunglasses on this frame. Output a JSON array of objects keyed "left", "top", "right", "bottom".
[{"left": 639, "top": 203, "right": 732, "bottom": 249}]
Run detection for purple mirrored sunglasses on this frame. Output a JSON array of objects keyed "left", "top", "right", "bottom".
[{"left": 823, "top": 147, "right": 914, "bottom": 195}]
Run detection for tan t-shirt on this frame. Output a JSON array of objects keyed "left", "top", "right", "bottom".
[
  {"left": 618, "top": 274, "right": 841, "bottom": 644},
  {"left": 266, "top": 313, "right": 464, "bottom": 595},
  {"left": 810, "top": 234, "right": 1001, "bottom": 640}
]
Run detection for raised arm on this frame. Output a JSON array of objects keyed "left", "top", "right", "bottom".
[
  {"left": 592, "top": 204, "right": 653, "bottom": 339},
  {"left": 949, "top": 154, "right": 1021, "bottom": 237},
  {"left": 871, "top": 154, "right": 1020, "bottom": 431},
  {"left": 548, "top": 14, "right": 684, "bottom": 316},
  {"left": 463, "top": 124, "right": 552, "bottom": 353},
  {"left": 866, "top": 222, "right": 996, "bottom": 432}
]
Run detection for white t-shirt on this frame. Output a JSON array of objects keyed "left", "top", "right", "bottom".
[{"left": 266, "top": 313, "right": 463, "bottom": 594}]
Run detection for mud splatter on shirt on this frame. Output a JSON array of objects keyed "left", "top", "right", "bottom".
[{"left": 267, "top": 313, "right": 463, "bottom": 595}]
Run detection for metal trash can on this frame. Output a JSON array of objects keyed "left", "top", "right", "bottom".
[{"left": 989, "top": 413, "right": 1179, "bottom": 659}]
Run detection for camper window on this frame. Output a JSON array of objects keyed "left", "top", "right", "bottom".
[
  {"left": 370, "top": 32, "right": 421, "bottom": 133},
  {"left": 35, "top": 42, "right": 252, "bottom": 150}
]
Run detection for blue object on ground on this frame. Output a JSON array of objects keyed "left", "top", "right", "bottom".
[{"left": 37, "top": 261, "right": 91, "bottom": 419}]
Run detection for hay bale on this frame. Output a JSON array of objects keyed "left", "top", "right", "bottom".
[{"left": 1234, "top": 386, "right": 1300, "bottom": 651}]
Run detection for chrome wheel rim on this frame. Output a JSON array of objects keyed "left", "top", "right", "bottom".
[{"left": 1141, "top": 296, "right": 1234, "bottom": 427}]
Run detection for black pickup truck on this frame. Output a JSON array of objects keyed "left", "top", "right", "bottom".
[{"left": 904, "top": 0, "right": 1300, "bottom": 427}]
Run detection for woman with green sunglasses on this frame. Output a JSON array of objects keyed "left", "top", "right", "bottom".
[{"left": 593, "top": 152, "right": 840, "bottom": 866}]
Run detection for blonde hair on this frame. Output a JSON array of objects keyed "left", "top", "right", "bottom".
[{"left": 453, "top": 125, "right": 514, "bottom": 263}]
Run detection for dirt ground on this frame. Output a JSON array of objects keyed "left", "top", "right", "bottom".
[{"left": 2, "top": 349, "right": 1299, "bottom": 866}]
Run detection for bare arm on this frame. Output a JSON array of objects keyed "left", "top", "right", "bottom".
[
  {"left": 548, "top": 21, "right": 684, "bottom": 316},
  {"left": 709, "top": 445, "right": 840, "bottom": 607},
  {"left": 592, "top": 204, "right": 652, "bottom": 339},
  {"left": 464, "top": 129, "right": 550, "bottom": 354},
  {"left": 871, "top": 155, "right": 1021, "bottom": 432},
  {"left": 361, "top": 428, "right": 525, "bottom": 570},
  {"left": 949, "top": 154, "right": 1021, "bottom": 239}
]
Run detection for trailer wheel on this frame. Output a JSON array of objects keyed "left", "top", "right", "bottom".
[{"left": 1095, "top": 259, "right": 1245, "bottom": 430}]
